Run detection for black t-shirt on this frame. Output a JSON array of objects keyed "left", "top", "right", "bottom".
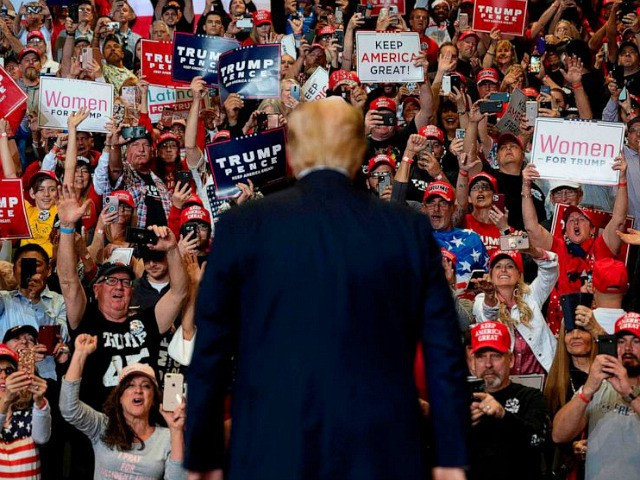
[
  {"left": 470, "top": 382, "right": 550, "bottom": 480},
  {"left": 72, "top": 303, "right": 161, "bottom": 410},
  {"left": 490, "top": 169, "right": 546, "bottom": 231},
  {"left": 138, "top": 172, "right": 168, "bottom": 227}
]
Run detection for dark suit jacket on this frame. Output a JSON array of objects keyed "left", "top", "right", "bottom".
[{"left": 185, "top": 170, "right": 469, "bottom": 479}]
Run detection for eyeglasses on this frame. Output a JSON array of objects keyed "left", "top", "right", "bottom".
[
  {"left": 551, "top": 188, "right": 579, "bottom": 198},
  {"left": 470, "top": 182, "right": 492, "bottom": 192},
  {"left": 0, "top": 367, "right": 15, "bottom": 376},
  {"left": 187, "top": 224, "right": 210, "bottom": 233},
  {"left": 100, "top": 276, "right": 133, "bottom": 288},
  {"left": 27, "top": 38, "right": 42, "bottom": 44},
  {"left": 78, "top": 7, "right": 92, "bottom": 13}
]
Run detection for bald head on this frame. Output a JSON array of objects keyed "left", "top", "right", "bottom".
[{"left": 287, "top": 97, "right": 365, "bottom": 177}]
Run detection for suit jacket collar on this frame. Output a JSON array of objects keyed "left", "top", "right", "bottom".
[{"left": 296, "top": 169, "right": 353, "bottom": 190}]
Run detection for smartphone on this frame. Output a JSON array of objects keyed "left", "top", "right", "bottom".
[
  {"left": 499, "top": 234, "right": 530, "bottom": 251},
  {"left": 356, "top": 4, "right": 367, "bottom": 16},
  {"left": 455, "top": 128, "right": 465, "bottom": 139},
  {"left": 38, "top": 325, "right": 61, "bottom": 356},
  {"left": 536, "top": 36, "right": 546, "bottom": 55},
  {"left": 20, "top": 257, "right": 38, "bottom": 289},
  {"left": 162, "top": 373, "right": 184, "bottom": 412},
  {"left": 121, "top": 86, "right": 137, "bottom": 106},
  {"left": 597, "top": 334, "right": 618, "bottom": 357},
  {"left": 125, "top": 227, "right": 159, "bottom": 245},
  {"left": 267, "top": 114, "right": 279, "bottom": 130},
  {"left": 540, "top": 85, "right": 551, "bottom": 95},
  {"left": 107, "top": 21, "right": 120, "bottom": 32},
  {"left": 441, "top": 75, "right": 452, "bottom": 95},
  {"left": 479, "top": 100, "right": 503, "bottom": 114},
  {"left": 466, "top": 269, "right": 486, "bottom": 291},
  {"left": 175, "top": 170, "right": 192, "bottom": 191},
  {"left": 18, "top": 348, "right": 35, "bottom": 375},
  {"left": 612, "top": 65, "right": 625, "bottom": 87},
  {"left": 121, "top": 126, "right": 147, "bottom": 140},
  {"left": 256, "top": 112, "right": 268, "bottom": 132},
  {"left": 468, "top": 377, "right": 485, "bottom": 403},
  {"left": 603, "top": 42, "right": 609, "bottom": 59},
  {"left": 529, "top": 55, "right": 541, "bottom": 74},
  {"left": 113, "top": 103, "right": 125, "bottom": 127},
  {"left": 539, "top": 101, "right": 552, "bottom": 110},
  {"left": 458, "top": 13, "right": 469, "bottom": 31},
  {"left": 26, "top": 5, "right": 42, "bottom": 15},
  {"left": 489, "top": 92, "right": 510, "bottom": 102},
  {"left": 619, "top": 86, "right": 628, "bottom": 102},
  {"left": 379, "top": 111, "right": 397, "bottom": 126},
  {"left": 333, "top": 30, "right": 344, "bottom": 48},
  {"left": 290, "top": 84, "right": 300, "bottom": 101},
  {"left": 526, "top": 100, "right": 538, "bottom": 127},
  {"left": 377, "top": 172, "right": 391, "bottom": 195},
  {"left": 81, "top": 47, "right": 93, "bottom": 69},
  {"left": 236, "top": 17, "right": 253, "bottom": 29},
  {"left": 335, "top": 7, "right": 343, "bottom": 24},
  {"left": 104, "top": 195, "right": 119, "bottom": 222},
  {"left": 493, "top": 193, "right": 506, "bottom": 213},
  {"left": 160, "top": 107, "right": 175, "bottom": 129}
]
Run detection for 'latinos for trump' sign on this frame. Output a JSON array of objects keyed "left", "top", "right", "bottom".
[
  {"left": 38, "top": 78, "right": 113, "bottom": 133},
  {"left": 356, "top": 31, "right": 423, "bottom": 84},
  {"left": 0, "top": 179, "right": 32, "bottom": 240},
  {"left": 147, "top": 85, "right": 195, "bottom": 123},
  {"left": 171, "top": 33, "right": 240, "bottom": 86},
  {"left": 530, "top": 118, "right": 625, "bottom": 186},
  {"left": 141, "top": 40, "right": 174, "bottom": 86},
  {"left": 218, "top": 44, "right": 281, "bottom": 100},
  {"left": 472, "top": 0, "right": 528, "bottom": 36},
  {"left": 206, "top": 128, "right": 288, "bottom": 198}
]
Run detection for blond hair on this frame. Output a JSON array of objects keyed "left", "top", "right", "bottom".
[
  {"left": 497, "top": 276, "right": 533, "bottom": 328},
  {"left": 287, "top": 98, "right": 365, "bottom": 177}
]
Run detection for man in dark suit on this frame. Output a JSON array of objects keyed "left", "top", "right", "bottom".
[{"left": 185, "top": 97, "right": 469, "bottom": 480}]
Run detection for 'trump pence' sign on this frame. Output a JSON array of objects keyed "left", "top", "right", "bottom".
[
  {"left": 171, "top": 33, "right": 240, "bottom": 86},
  {"left": 472, "top": 0, "right": 528, "bottom": 36},
  {"left": 530, "top": 118, "right": 625, "bottom": 186},
  {"left": 141, "top": 40, "right": 174, "bottom": 86},
  {"left": 38, "top": 78, "right": 113, "bottom": 133},
  {"left": 356, "top": 31, "right": 423, "bottom": 83},
  {"left": 218, "top": 44, "right": 281, "bottom": 99},
  {"left": 0, "top": 179, "right": 31, "bottom": 240}
]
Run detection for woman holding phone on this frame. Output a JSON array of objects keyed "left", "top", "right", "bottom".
[{"left": 61, "top": 334, "right": 186, "bottom": 480}]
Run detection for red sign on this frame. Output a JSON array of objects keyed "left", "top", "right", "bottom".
[
  {"left": 357, "top": 0, "right": 406, "bottom": 16},
  {"left": 472, "top": 0, "right": 528, "bottom": 37},
  {"left": 0, "top": 66, "right": 27, "bottom": 132},
  {"left": 0, "top": 179, "right": 32, "bottom": 240},
  {"left": 141, "top": 40, "right": 175, "bottom": 86}
]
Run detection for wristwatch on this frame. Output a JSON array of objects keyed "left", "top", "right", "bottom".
[{"left": 622, "top": 385, "right": 640, "bottom": 403}]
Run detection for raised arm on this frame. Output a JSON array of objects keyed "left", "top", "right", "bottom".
[
  {"left": 522, "top": 164, "right": 553, "bottom": 250},
  {"left": 57, "top": 185, "right": 91, "bottom": 330},
  {"left": 151, "top": 226, "right": 188, "bottom": 334},
  {"left": 602, "top": 154, "right": 628, "bottom": 255},
  {"left": 561, "top": 56, "right": 592, "bottom": 120},
  {"left": 413, "top": 52, "right": 434, "bottom": 129},
  {"left": 0, "top": 120, "right": 17, "bottom": 178},
  {"left": 64, "top": 108, "right": 91, "bottom": 187},
  {"left": 185, "top": 77, "right": 205, "bottom": 168}
]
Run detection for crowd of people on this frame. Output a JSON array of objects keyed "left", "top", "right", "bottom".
[{"left": 0, "top": 0, "right": 637, "bottom": 478}]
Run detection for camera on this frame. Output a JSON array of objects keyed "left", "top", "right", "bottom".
[
  {"left": 121, "top": 126, "right": 148, "bottom": 141},
  {"left": 499, "top": 233, "right": 530, "bottom": 251}
]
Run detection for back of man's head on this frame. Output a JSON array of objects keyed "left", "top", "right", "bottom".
[{"left": 287, "top": 97, "right": 365, "bottom": 178}]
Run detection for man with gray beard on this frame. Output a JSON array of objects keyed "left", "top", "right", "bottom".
[
  {"left": 469, "top": 321, "right": 550, "bottom": 480},
  {"left": 17, "top": 47, "right": 42, "bottom": 114}
]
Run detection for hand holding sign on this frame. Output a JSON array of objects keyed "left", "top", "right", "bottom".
[
  {"left": 0, "top": 118, "right": 9, "bottom": 136},
  {"left": 613, "top": 153, "right": 627, "bottom": 182},
  {"left": 190, "top": 76, "right": 207, "bottom": 99},
  {"left": 616, "top": 228, "right": 640, "bottom": 246}
]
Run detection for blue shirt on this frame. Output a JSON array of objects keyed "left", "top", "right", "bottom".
[{"left": 0, "top": 288, "right": 68, "bottom": 380}]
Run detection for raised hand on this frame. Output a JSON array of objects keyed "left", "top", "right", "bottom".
[{"left": 74, "top": 334, "right": 98, "bottom": 355}]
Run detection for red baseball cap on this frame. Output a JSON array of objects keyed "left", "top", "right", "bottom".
[
  {"left": 367, "top": 154, "right": 396, "bottom": 173},
  {"left": 522, "top": 87, "right": 539, "bottom": 98},
  {"left": 615, "top": 312, "right": 640, "bottom": 338},
  {"left": 593, "top": 258, "right": 629, "bottom": 294},
  {"left": 497, "top": 133, "right": 524, "bottom": 151},
  {"left": 253, "top": 10, "right": 271, "bottom": 26},
  {"left": 459, "top": 31, "right": 480, "bottom": 42},
  {"left": 424, "top": 181, "right": 455, "bottom": 203},
  {"left": 310, "top": 43, "right": 326, "bottom": 53},
  {"left": 184, "top": 194, "right": 204, "bottom": 208},
  {"left": 180, "top": 205, "right": 211, "bottom": 226},
  {"left": 418, "top": 125, "right": 445, "bottom": 143},
  {"left": 490, "top": 249, "right": 524, "bottom": 273},
  {"left": 112, "top": 190, "right": 135, "bottom": 209},
  {"left": 561, "top": 205, "right": 595, "bottom": 229},
  {"left": 328, "top": 69, "right": 360, "bottom": 91},
  {"left": 441, "top": 248, "right": 457, "bottom": 266},
  {"left": 402, "top": 96, "right": 420, "bottom": 110},
  {"left": 212, "top": 130, "right": 231, "bottom": 143},
  {"left": 469, "top": 172, "right": 498, "bottom": 193},
  {"left": 18, "top": 47, "right": 41, "bottom": 62},
  {"left": 29, "top": 170, "right": 60, "bottom": 190},
  {"left": 27, "top": 30, "right": 45, "bottom": 42},
  {"left": 0, "top": 344, "right": 18, "bottom": 366},
  {"left": 316, "top": 25, "right": 335, "bottom": 37},
  {"left": 471, "top": 321, "right": 511, "bottom": 354},
  {"left": 370, "top": 96, "right": 397, "bottom": 112},
  {"left": 476, "top": 68, "right": 499, "bottom": 84},
  {"left": 157, "top": 133, "right": 179, "bottom": 146}
]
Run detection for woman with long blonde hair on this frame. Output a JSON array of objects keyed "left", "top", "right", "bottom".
[{"left": 473, "top": 246, "right": 558, "bottom": 374}]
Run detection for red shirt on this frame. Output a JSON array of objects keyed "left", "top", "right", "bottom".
[{"left": 462, "top": 214, "right": 506, "bottom": 256}]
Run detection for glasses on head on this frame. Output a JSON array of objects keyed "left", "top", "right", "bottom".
[
  {"left": 551, "top": 188, "right": 579, "bottom": 198},
  {"left": 27, "top": 38, "right": 42, "bottom": 44},
  {"left": 470, "top": 182, "right": 492, "bottom": 192},
  {"left": 0, "top": 367, "right": 15, "bottom": 376},
  {"left": 100, "top": 276, "right": 133, "bottom": 288}
]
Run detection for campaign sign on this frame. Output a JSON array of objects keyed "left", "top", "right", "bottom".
[
  {"left": 141, "top": 40, "right": 174, "bottom": 86},
  {"left": 148, "top": 85, "right": 195, "bottom": 123},
  {"left": 172, "top": 33, "right": 240, "bottom": 86},
  {"left": 530, "top": 118, "right": 625, "bottom": 186},
  {"left": 38, "top": 78, "right": 113, "bottom": 133},
  {"left": 218, "top": 44, "right": 281, "bottom": 100},
  {"left": 0, "top": 66, "right": 27, "bottom": 121},
  {"left": 281, "top": 34, "right": 297, "bottom": 60},
  {"left": 357, "top": 0, "right": 407, "bottom": 15},
  {"left": 301, "top": 67, "right": 329, "bottom": 102},
  {"left": 550, "top": 203, "right": 634, "bottom": 265},
  {"left": 496, "top": 88, "right": 526, "bottom": 134},
  {"left": 0, "top": 179, "right": 32, "bottom": 240},
  {"left": 356, "top": 31, "right": 423, "bottom": 83},
  {"left": 473, "top": 0, "right": 528, "bottom": 36},
  {"left": 206, "top": 128, "right": 288, "bottom": 198}
]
